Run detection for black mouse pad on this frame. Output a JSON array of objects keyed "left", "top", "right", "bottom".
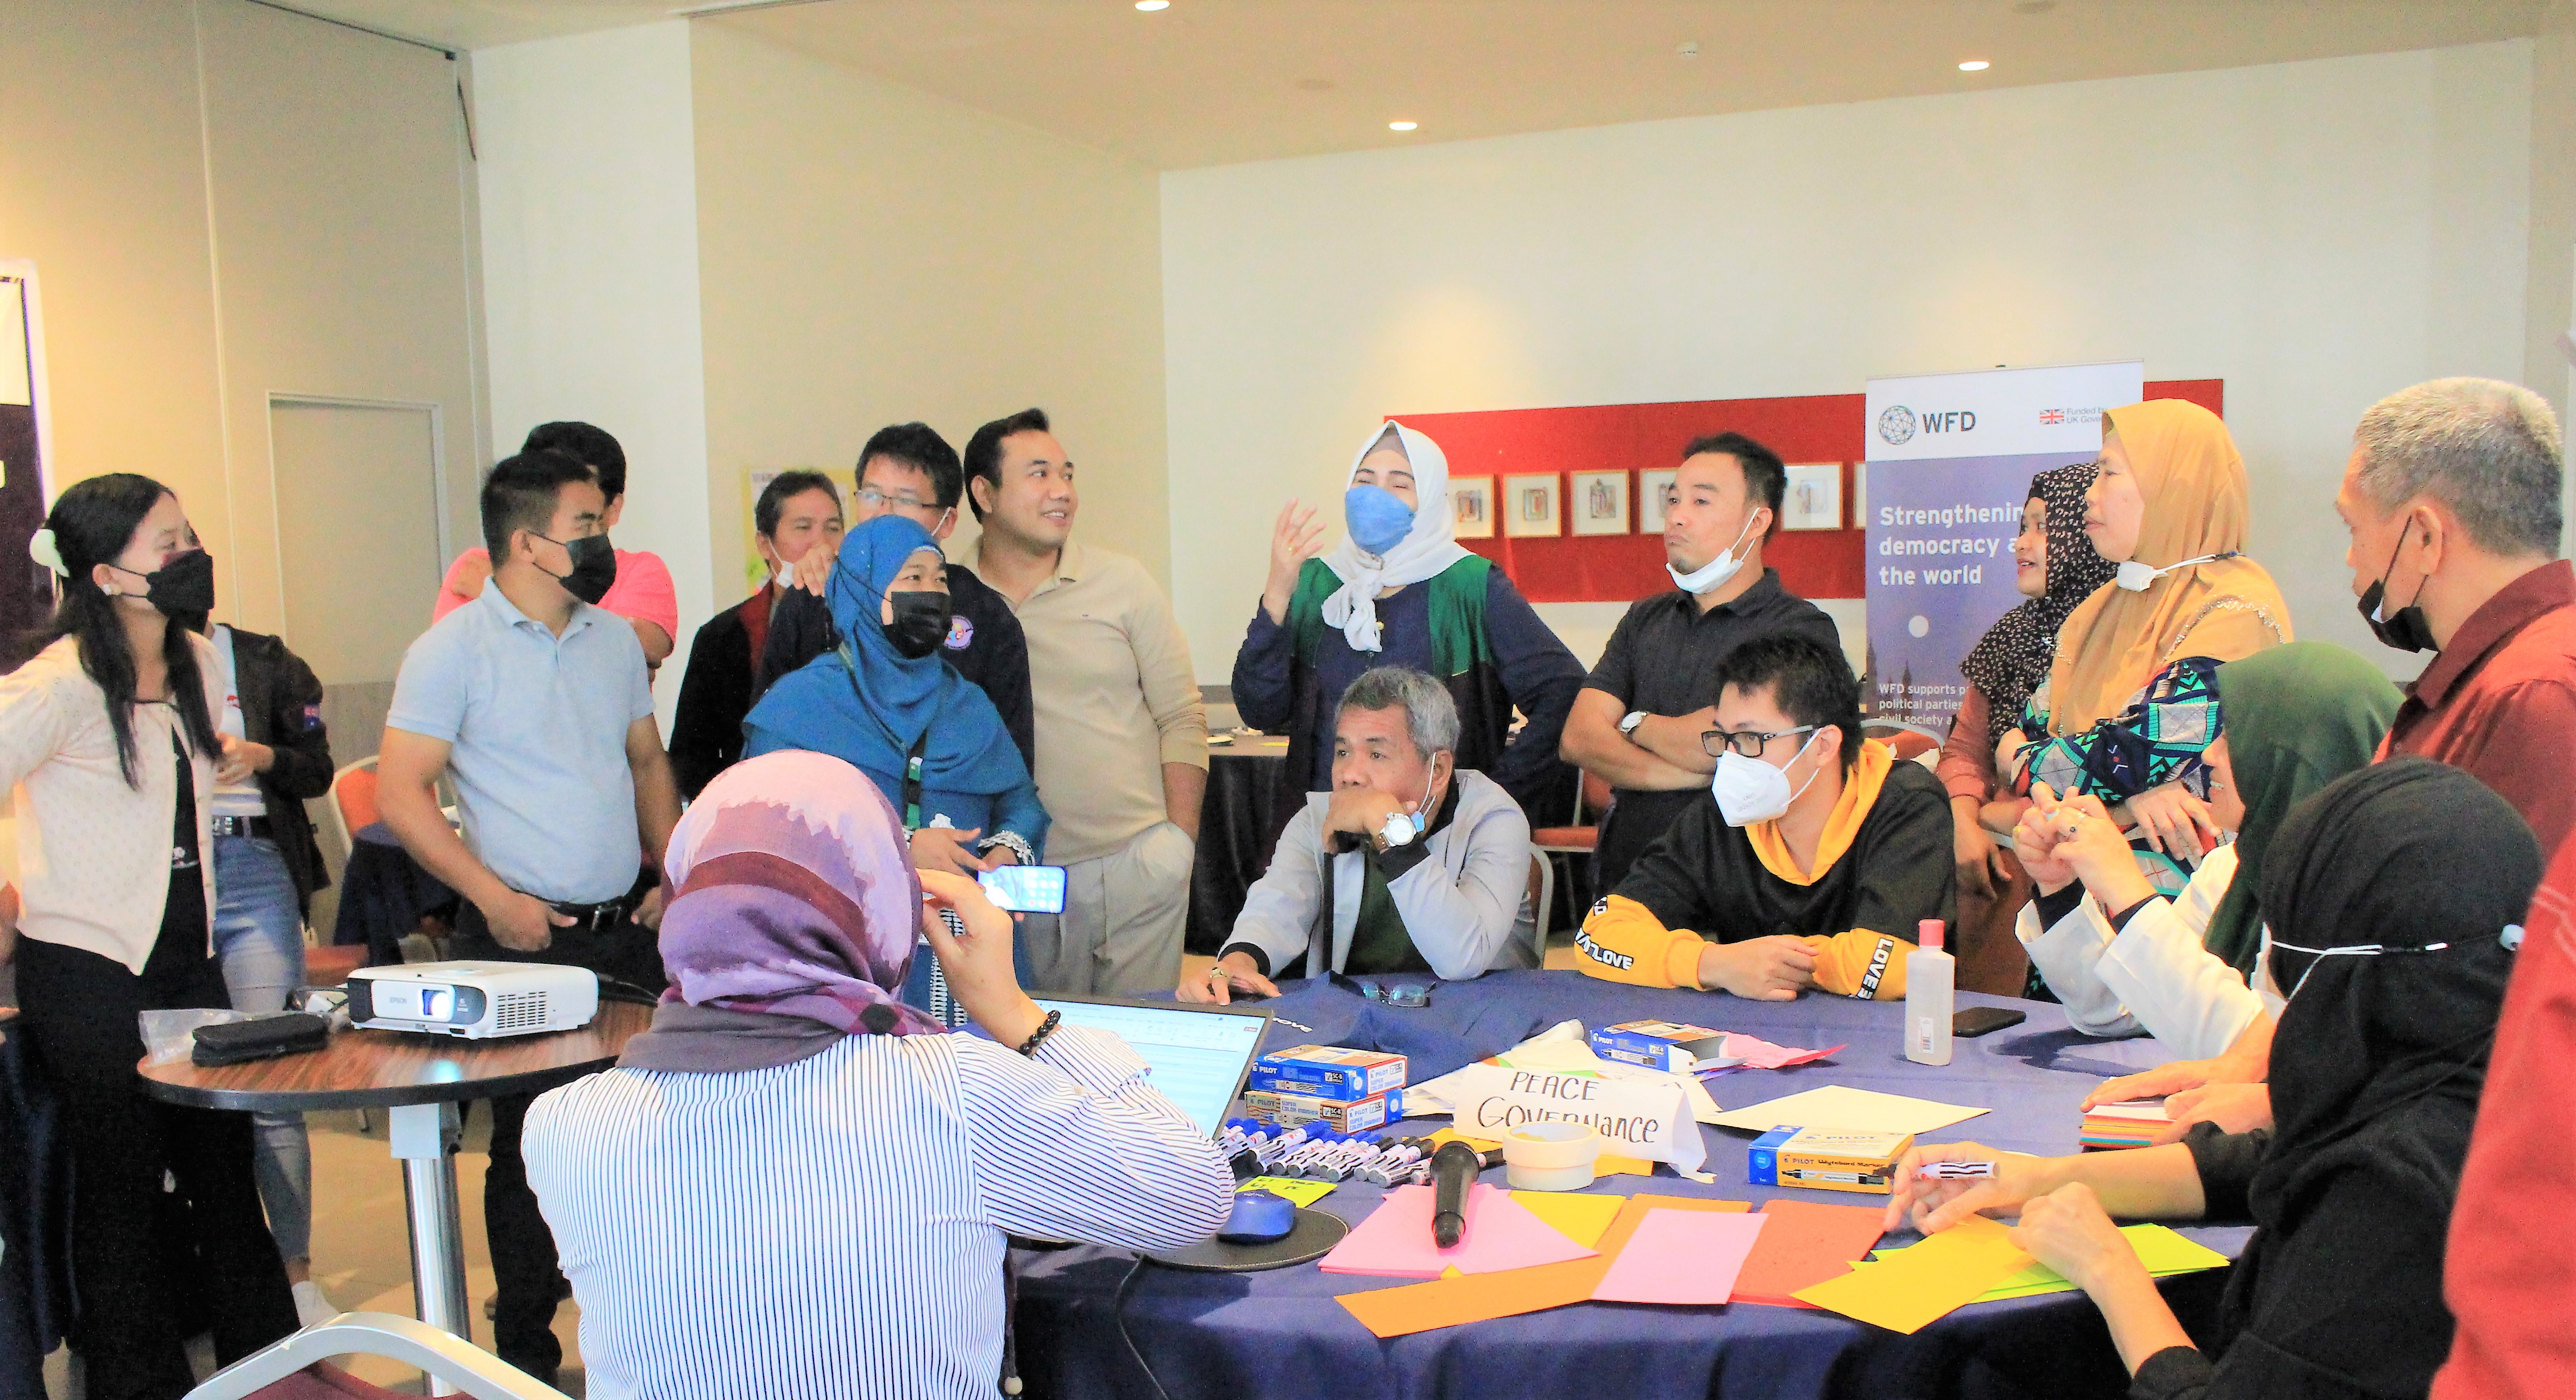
[{"left": 1144, "top": 1207, "right": 1350, "bottom": 1272}]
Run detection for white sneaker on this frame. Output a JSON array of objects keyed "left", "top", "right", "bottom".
[{"left": 292, "top": 1280, "right": 338, "bottom": 1329}]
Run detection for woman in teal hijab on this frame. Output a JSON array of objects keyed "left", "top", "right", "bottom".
[
  {"left": 2013, "top": 643, "right": 2401, "bottom": 1058},
  {"left": 745, "top": 515, "right": 1047, "bottom": 874}
]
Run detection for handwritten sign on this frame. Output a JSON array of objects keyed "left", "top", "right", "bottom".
[{"left": 1450, "top": 1063, "right": 1705, "bottom": 1176}]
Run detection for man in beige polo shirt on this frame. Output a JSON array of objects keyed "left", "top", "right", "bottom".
[{"left": 965, "top": 407, "right": 1208, "bottom": 994}]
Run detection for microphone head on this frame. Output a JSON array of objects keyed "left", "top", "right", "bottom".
[{"left": 1431, "top": 1140, "right": 1480, "bottom": 1173}]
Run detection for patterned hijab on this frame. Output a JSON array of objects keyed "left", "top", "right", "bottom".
[
  {"left": 621, "top": 750, "right": 943, "bottom": 1072},
  {"left": 1960, "top": 462, "right": 2118, "bottom": 745}
]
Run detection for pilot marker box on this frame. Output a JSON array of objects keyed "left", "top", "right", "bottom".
[
  {"left": 1246, "top": 1045, "right": 1407, "bottom": 1100},
  {"left": 1746, "top": 1126, "right": 1915, "bottom": 1195}
]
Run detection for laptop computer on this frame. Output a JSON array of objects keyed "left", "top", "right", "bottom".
[{"left": 1029, "top": 992, "right": 1273, "bottom": 1137}]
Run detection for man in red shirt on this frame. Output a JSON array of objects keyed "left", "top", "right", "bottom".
[
  {"left": 2433, "top": 837, "right": 2576, "bottom": 1398},
  {"left": 2334, "top": 376, "right": 2573, "bottom": 856}
]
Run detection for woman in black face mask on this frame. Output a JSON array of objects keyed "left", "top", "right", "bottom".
[
  {"left": 0, "top": 474, "right": 299, "bottom": 1399},
  {"left": 742, "top": 514, "right": 1048, "bottom": 886},
  {"left": 1881, "top": 757, "right": 2540, "bottom": 1400}
]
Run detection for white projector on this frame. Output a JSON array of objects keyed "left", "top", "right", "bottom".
[{"left": 348, "top": 961, "right": 599, "bottom": 1039}]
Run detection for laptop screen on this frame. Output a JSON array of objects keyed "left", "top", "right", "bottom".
[{"left": 1030, "top": 994, "right": 1272, "bottom": 1137}]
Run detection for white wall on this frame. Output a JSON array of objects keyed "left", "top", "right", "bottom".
[
  {"left": 472, "top": 21, "right": 714, "bottom": 732},
  {"left": 688, "top": 21, "right": 1168, "bottom": 598},
  {"left": 1162, "top": 42, "right": 2540, "bottom": 683}
]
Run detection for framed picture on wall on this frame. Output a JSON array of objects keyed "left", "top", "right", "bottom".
[
  {"left": 1783, "top": 463, "right": 1844, "bottom": 531},
  {"left": 1638, "top": 468, "right": 1679, "bottom": 535},
  {"left": 1451, "top": 475, "right": 1494, "bottom": 539},
  {"left": 1569, "top": 470, "right": 1629, "bottom": 536},
  {"left": 1503, "top": 473, "right": 1561, "bottom": 537}
]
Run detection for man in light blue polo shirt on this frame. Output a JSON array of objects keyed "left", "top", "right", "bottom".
[{"left": 379, "top": 448, "right": 682, "bottom": 1384}]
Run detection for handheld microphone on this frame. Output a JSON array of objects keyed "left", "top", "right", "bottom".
[{"left": 1430, "top": 1141, "right": 1480, "bottom": 1248}]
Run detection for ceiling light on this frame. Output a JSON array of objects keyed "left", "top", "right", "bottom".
[
  {"left": 1677, "top": 41, "right": 1699, "bottom": 59},
  {"left": 1135, "top": 1, "right": 1168, "bottom": 10},
  {"left": 1957, "top": 59, "right": 1991, "bottom": 72},
  {"left": 1388, "top": 120, "right": 1418, "bottom": 131}
]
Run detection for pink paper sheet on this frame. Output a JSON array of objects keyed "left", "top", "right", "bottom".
[
  {"left": 1710, "top": 1034, "right": 1846, "bottom": 1071},
  {"left": 1319, "top": 1183, "right": 1601, "bottom": 1278},
  {"left": 1591, "top": 1209, "right": 1771, "bottom": 1305}
]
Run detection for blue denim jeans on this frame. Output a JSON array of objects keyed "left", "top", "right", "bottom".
[{"left": 212, "top": 834, "right": 314, "bottom": 1263}]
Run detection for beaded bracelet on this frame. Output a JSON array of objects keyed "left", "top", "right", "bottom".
[{"left": 1015, "top": 1009, "right": 1062, "bottom": 1057}]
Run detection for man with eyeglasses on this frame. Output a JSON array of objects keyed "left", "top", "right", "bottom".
[
  {"left": 1574, "top": 632, "right": 1953, "bottom": 1001},
  {"left": 760, "top": 422, "right": 1036, "bottom": 768}
]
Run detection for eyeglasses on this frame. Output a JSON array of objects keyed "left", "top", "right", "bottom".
[
  {"left": 1699, "top": 724, "right": 1816, "bottom": 759},
  {"left": 856, "top": 488, "right": 940, "bottom": 513}
]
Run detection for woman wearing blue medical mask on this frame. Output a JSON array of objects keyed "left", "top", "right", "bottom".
[{"left": 1231, "top": 422, "right": 1585, "bottom": 838}]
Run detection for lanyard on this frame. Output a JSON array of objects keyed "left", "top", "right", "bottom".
[{"left": 903, "top": 729, "right": 929, "bottom": 833}]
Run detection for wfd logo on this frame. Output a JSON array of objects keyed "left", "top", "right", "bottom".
[{"left": 1876, "top": 405, "right": 1917, "bottom": 445}]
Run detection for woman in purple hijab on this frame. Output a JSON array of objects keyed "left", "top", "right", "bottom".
[{"left": 524, "top": 751, "right": 1230, "bottom": 1400}]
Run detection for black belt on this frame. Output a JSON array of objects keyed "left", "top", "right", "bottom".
[
  {"left": 211, "top": 815, "right": 275, "bottom": 839},
  {"left": 547, "top": 894, "right": 639, "bottom": 933}
]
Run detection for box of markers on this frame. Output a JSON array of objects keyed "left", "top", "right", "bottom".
[
  {"left": 1243, "top": 1087, "right": 1404, "bottom": 1134},
  {"left": 1590, "top": 1019, "right": 1729, "bottom": 1072},
  {"left": 1747, "top": 1126, "right": 1914, "bottom": 1194},
  {"left": 1246, "top": 1045, "right": 1407, "bottom": 1100}
]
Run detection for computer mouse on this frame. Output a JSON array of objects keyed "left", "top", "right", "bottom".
[{"left": 1218, "top": 1190, "right": 1298, "bottom": 1244}]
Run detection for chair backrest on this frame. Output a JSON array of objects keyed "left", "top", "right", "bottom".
[
  {"left": 1579, "top": 770, "right": 1614, "bottom": 821},
  {"left": 185, "top": 1312, "right": 571, "bottom": 1400},
  {"left": 332, "top": 758, "right": 381, "bottom": 835}
]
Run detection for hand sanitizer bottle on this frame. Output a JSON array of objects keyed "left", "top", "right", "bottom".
[{"left": 1906, "top": 919, "right": 1955, "bottom": 1066}]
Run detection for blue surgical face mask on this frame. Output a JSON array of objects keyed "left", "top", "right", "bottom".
[{"left": 1345, "top": 485, "right": 1415, "bottom": 558}]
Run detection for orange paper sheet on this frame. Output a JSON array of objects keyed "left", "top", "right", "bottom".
[
  {"left": 1730, "top": 1200, "right": 1888, "bottom": 1308},
  {"left": 1788, "top": 1216, "right": 2033, "bottom": 1334},
  {"left": 1337, "top": 1194, "right": 1748, "bottom": 1338}
]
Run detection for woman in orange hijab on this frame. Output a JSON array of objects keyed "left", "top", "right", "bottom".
[{"left": 2007, "top": 400, "right": 2291, "bottom": 884}]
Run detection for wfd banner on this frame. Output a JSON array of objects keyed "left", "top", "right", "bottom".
[{"left": 1863, "top": 361, "right": 2144, "bottom": 736}]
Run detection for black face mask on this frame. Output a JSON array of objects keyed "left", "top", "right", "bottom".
[
  {"left": 537, "top": 532, "right": 618, "bottom": 606},
  {"left": 114, "top": 549, "right": 217, "bottom": 617},
  {"left": 882, "top": 589, "right": 950, "bottom": 659},
  {"left": 2357, "top": 531, "right": 2438, "bottom": 654}
]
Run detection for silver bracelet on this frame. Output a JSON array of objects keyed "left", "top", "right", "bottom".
[{"left": 978, "top": 830, "right": 1036, "bottom": 866}]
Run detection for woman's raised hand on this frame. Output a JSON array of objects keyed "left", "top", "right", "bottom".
[{"left": 1259, "top": 500, "right": 1328, "bottom": 625}]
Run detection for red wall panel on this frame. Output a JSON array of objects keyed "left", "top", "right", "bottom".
[{"left": 1396, "top": 378, "right": 2221, "bottom": 604}]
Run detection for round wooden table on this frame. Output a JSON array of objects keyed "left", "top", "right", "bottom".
[{"left": 136, "top": 1001, "right": 652, "bottom": 1376}]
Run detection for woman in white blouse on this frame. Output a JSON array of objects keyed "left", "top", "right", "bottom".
[
  {"left": 2012, "top": 644, "right": 2402, "bottom": 1060},
  {"left": 0, "top": 476, "right": 299, "bottom": 1400},
  {"left": 526, "top": 750, "right": 1232, "bottom": 1400}
]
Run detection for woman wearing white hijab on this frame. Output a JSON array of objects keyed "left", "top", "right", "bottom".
[{"left": 1232, "top": 422, "right": 1585, "bottom": 836}]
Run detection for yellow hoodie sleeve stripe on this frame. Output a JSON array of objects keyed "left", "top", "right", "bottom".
[
  {"left": 1574, "top": 895, "right": 1706, "bottom": 989},
  {"left": 1799, "top": 929, "right": 1914, "bottom": 1000}
]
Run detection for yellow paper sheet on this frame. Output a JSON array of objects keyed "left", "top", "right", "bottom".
[
  {"left": 1791, "top": 1216, "right": 2032, "bottom": 1334},
  {"left": 1427, "top": 1128, "right": 1503, "bottom": 1152},
  {"left": 1236, "top": 1177, "right": 1335, "bottom": 1208},
  {"left": 1870, "top": 1222, "right": 2232, "bottom": 1299},
  {"left": 1510, "top": 1191, "right": 1625, "bottom": 1248},
  {"left": 1596, "top": 1152, "right": 1654, "bottom": 1177}
]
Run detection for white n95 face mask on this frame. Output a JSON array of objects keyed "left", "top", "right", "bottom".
[
  {"left": 1668, "top": 515, "right": 1759, "bottom": 595},
  {"left": 1711, "top": 732, "right": 1821, "bottom": 827}
]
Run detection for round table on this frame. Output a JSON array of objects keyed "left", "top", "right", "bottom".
[
  {"left": 136, "top": 1002, "right": 651, "bottom": 1379},
  {"left": 1188, "top": 733, "right": 1292, "bottom": 955},
  {"left": 1011, "top": 970, "right": 2250, "bottom": 1400}
]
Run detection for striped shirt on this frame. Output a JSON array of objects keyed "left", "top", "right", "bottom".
[{"left": 525, "top": 1025, "right": 1233, "bottom": 1400}]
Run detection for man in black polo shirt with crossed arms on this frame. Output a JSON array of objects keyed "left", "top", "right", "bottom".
[{"left": 1560, "top": 432, "right": 1843, "bottom": 896}]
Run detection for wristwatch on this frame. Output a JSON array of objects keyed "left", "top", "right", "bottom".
[{"left": 1618, "top": 711, "right": 1649, "bottom": 744}]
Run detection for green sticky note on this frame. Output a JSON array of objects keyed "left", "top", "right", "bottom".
[{"left": 1238, "top": 1176, "right": 1335, "bottom": 1208}]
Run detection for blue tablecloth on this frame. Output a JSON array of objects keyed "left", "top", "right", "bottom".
[{"left": 1012, "top": 969, "right": 2249, "bottom": 1400}]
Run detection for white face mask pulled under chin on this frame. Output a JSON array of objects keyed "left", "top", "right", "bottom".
[
  {"left": 1710, "top": 732, "right": 1821, "bottom": 827},
  {"left": 1668, "top": 514, "right": 1760, "bottom": 595},
  {"left": 2114, "top": 551, "right": 2241, "bottom": 592}
]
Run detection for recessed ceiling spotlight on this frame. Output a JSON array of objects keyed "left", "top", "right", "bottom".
[
  {"left": 1388, "top": 120, "right": 1418, "bottom": 131},
  {"left": 1135, "top": 1, "right": 1168, "bottom": 10},
  {"left": 1958, "top": 59, "right": 1991, "bottom": 71},
  {"left": 1677, "top": 41, "right": 1700, "bottom": 59}
]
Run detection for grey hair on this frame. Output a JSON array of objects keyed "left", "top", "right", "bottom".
[
  {"left": 2352, "top": 378, "right": 2564, "bottom": 557},
  {"left": 1336, "top": 666, "right": 1459, "bottom": 759}
]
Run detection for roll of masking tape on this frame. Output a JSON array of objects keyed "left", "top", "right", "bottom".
[{"left": 1503, "top": 1122, "right": 1602, "bottom": 1191}]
